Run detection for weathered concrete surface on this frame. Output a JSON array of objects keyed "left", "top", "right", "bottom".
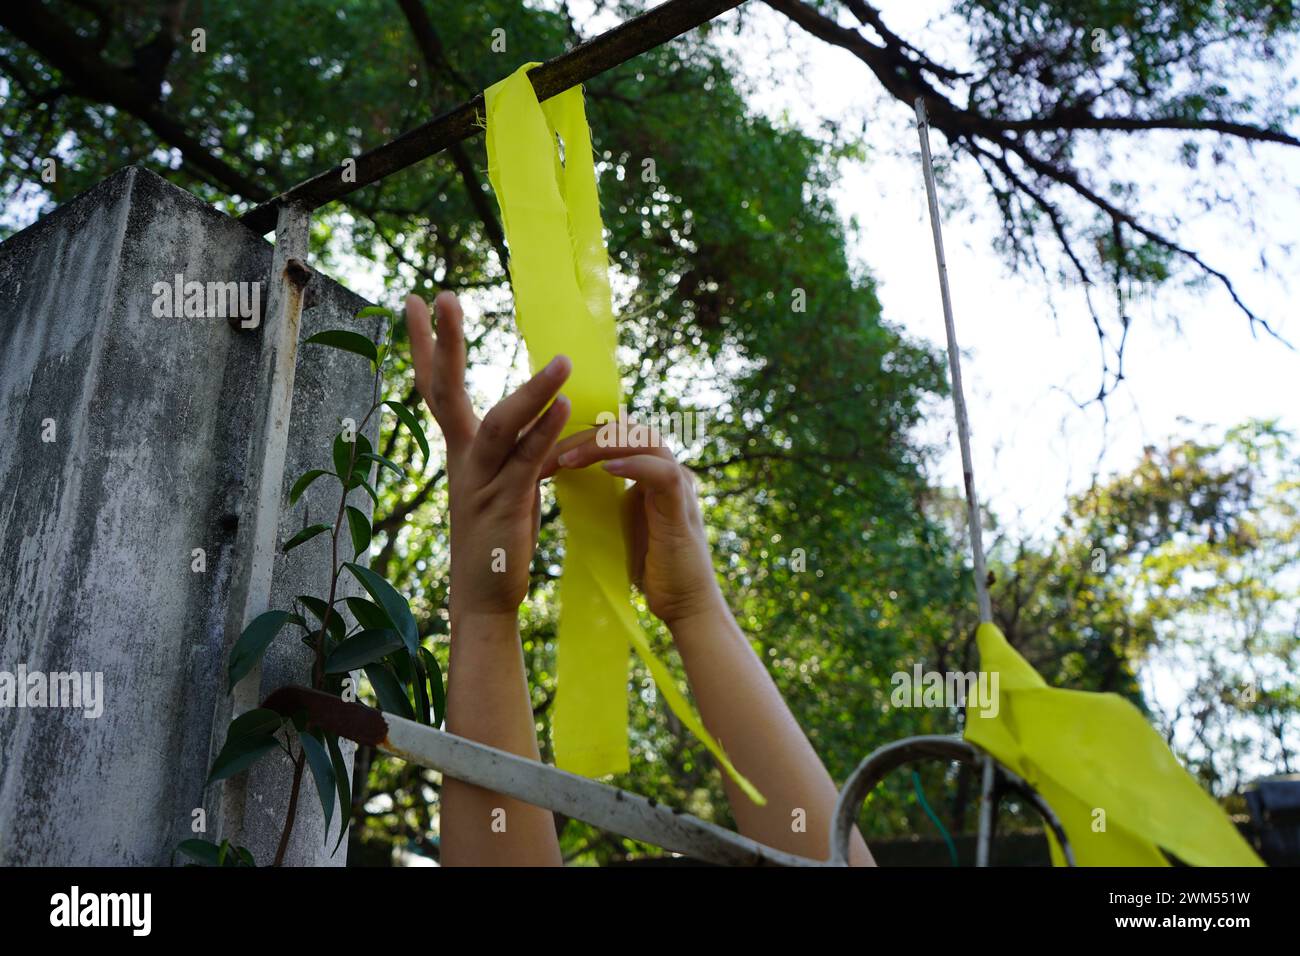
[{"left": 0, "top": 166, "right": 381, "bottom": 865}]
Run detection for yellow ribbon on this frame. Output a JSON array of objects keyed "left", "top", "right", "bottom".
[
  {"left": 485, "top": 64, "right": 762, "bottom": 803},
  {"left": 965, "top": 622, "right": 1263, "bottom": 865}
]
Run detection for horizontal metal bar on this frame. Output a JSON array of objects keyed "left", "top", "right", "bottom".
[
  {"left": 240, "top": 0, "right": 747, "bottom": 234},
  {"left": 264, "top": 686, "right": 821, "bottom": 866}
]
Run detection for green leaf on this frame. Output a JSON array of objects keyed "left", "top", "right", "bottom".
[
  {"left": 347, "top": 597, "right": 390, "bottom": 630},
  {"left": 365, "top": 663, "right": 414, "bottom": 719},
  {"left": 227, "top": 707, "right": 285, "bottom": 741},
  {"left": 208, "top": 725, "right": 280, "bottom": 784},
  {"left": 175, "top": 839, "right": 223, "bottom": 866},
  {"left": 421, "top": 647, "right": 446, "bottom": 728},
  {"left": 326, "top": 734, "right": 352, "bottom": 855},
  {"left": 385, "top": 400, "right": 431, "bottom": 471},
  {"left": 297, "top": 595, "right": 346, "bottom": 644},
  {"left": 332, "top": 433, "right": 351, "bottom": 482},
  {"left": 355, "top": 305, "right": 393, "bottom": 319},
  {"left": 289, "top": 469, "right": 330, "bottom": 506},
  {"left": 412, "top": 654, "right": 430, "bottom": 724},
  {"left": 324, "top": 628, "right": 403, "bottom": 673},
  {"left": 386, "top": 650, "right": 413, "bottom": 683},
  {"left": 352, "top": 476, "right": 380, "bottom": 507},
  {"left": 299, "top": 731, "right": 336, "bottom": 844},
  {"left": 305, "top": 329, "right": 378, "bottom": 363},
  {"left": 333, "top": 432, "right": 373, "bottom": 488},
  {"left": 283, "top": 523, "right": 331, "bottom": 554},
  {"left": 359, "top": 451, "right": 404, "bottom": 479},
  {"left": 344, "top": 562, "right": 418, "bottom": 657},
  {"left": 345, "top": 505, "right": 371, "bottom": 557},
  {"left": 229, "top": 611, "right": 302, "bottom": 690}
]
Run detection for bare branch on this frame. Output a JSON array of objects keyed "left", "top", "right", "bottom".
[{"left": 763, "top": 0, "right": 1293, "bottom": 345}]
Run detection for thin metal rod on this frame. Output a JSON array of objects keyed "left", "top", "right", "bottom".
[
  {"left": 975, "top": 754, "right": 996, "bottom": 866},
  {"left": 241, "top": 0, "right": 747, "bottom": 234},
  {"left": 914, "top": 97, "right": 992, "bottom": 624}
]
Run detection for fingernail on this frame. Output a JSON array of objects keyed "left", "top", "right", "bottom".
[
  {"left": 558, "top": 450, "right": 577, "bottom": 467},
  {"left": 546, "top": 354, "right": 570, "bottom": 376},
  {"left": 602, "top": 459, "right": 626, "bottom": 474}
]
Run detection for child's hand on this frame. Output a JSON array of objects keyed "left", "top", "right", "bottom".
[
  {"left": 405, "top": 291, "right": 571, "bottom": 619},
  {"left": 542, "top": 422, "right": 724, "bottom": 627}
]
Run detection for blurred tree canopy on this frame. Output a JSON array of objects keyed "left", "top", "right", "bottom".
[{"left": 1, "top": 0, "right": 1295, "bottom": 864}]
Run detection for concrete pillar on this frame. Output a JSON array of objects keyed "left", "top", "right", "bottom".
[{"left": 0, "top": 166, "right": 382, "bottom": 865}]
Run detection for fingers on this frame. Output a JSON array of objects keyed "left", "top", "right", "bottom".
[
  {"left": 539, "top": 423, "right": 673, "bottom": 479},
  {"left": 539, "top": 427, "right": 598, "bottom": 479},
  {"left": 404, "top": 291, "right": 477, "bottom": 449},
  {"left": 600, "top": 454, "right": 693, "bottom": 524},
  {"left": 405, "top": 294, "right": 435, "bottom": 400},
  {"left": 497, "top": 394, "right": 571, "bottom": 487},
  {"left": 473, "top": 355, "right": 572, "bottom": 474},
  {"left": 430, "top": 292, "right": 478, "bottom": 442},
  {"left": 621, "top": 482, "right": 649, "bottom": 585}
]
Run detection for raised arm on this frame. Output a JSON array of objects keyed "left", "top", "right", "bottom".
[
  {"left": 405, "top": 290, "right": 567, "bottom": 867},
  {"left": 544, "top": 425, "right": 875, "bottom": 865}
]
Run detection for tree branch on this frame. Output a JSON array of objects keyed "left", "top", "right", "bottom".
[
  {"left": 0, "top": 0, "right": 271, "bottom": 202},
  {"left": 394, "top": 0, "right": 512, "bottom": 272},
  {"left": 763, "top": 0, "right": 1293, "bottom": 345}
]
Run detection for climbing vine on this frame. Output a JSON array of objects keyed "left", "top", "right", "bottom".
[{"left": 177, "top": 305, "right": 444, "bottom": 867}]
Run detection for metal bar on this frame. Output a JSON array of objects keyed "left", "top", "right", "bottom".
[
  {"left": 264, "top": 686, "right": 819, "bottom": 867},
  {"left": 975, "top": 754, "right": 996, "bottom": 866},
  {"left": 913, "top": 97, "right": 992, "bottom": 624},
  {"left": 211, "top": 202, "right": 314, "bottom": 841},
  {"left": 241, "top": 0, "right": 747, "bottom": 234}
]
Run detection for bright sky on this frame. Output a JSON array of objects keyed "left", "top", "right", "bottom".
[
  {"left": 682, "top": 0, "right": 1298, "bottom": 773},
  {"left": 688, "top": 0, "right": 1300, "bottom": 542}
]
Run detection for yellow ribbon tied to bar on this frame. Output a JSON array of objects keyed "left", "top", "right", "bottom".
[
  {"left": 485, "top": 64, "right": 762, "bottom": 803},
  {"left": 965, "top": 622, "right": 1263, "bottom": 865}
]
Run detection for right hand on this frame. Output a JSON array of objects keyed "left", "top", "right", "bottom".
[{"left": 541, "top": 422, "right": 724, "bottom": 627}]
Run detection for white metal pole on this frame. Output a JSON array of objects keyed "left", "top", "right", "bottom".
[{"left": 913, "top": 98, "right": 993, "bottom": 626}]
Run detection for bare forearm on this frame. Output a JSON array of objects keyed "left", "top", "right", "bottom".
[
  {"left": 669, "top": 597, "right": 875, "bottom": 865},
  {"left": 439, "top": 610, "right": 561, "bottom": 866}
]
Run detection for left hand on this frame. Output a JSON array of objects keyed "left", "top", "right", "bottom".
[{"left": 404, "top": 291, "right": 572, "bottom": 619}]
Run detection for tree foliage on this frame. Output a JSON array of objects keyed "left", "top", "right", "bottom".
[{"left": 1, "top": 0, "right": 1293, "bottom": 864}]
